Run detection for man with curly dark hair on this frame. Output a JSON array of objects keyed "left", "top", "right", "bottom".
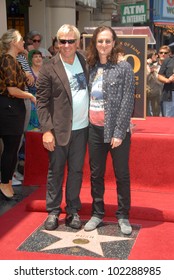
[{"left": 84, "top": 26, "right": 135, "bottom": 235}]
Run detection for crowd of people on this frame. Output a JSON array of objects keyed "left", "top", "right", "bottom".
[
  {"left": 146, "top": 44, "right": 174, "bottom": 116},
  {"left": 1, "top": 24, "right": 174, "bottom": 236}
]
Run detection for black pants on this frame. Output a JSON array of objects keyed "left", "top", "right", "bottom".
[
  {"left": 0, "top": 135, "right": 22, "bottom": 183},
  {"left": 46, "top": 127, "right": 88, "bottom": 215},
  {"left": 88, "top": 124, "right": 131, "bottom": 220}
]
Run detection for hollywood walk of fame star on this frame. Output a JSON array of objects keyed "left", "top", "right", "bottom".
[{"left": 41, "top": 228, "right": 132, "bottom": 257}]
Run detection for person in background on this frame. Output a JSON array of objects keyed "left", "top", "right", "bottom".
[
  {"left": 158, "top": 45, "right": 174, "bottom": 117},
  {"left": 36, "top": 24, "right": 89, "bottom": 231},
  {"left": 27, "top": 49, "right": 43, "bottom": 131},
  {"left": 146, "top": 49, "right": 162, "bottom": 116},
  {"left": 27, "top": 30, "right": 52, "bottom": 60},
  {"left": 48, "top": 36, "right": 59, "bottom": 56},
  {"left": 24, "top": 41, "right": 34, "bottom": 54},
  {"left": 156, "top": 45, "right": 171, "bottom": 116},
  {"left": 11, "top": 51, "right": 35, "bottom": 185},
  {"left": 146, "top": 49, "right": 158, "bottom": 74},
  {"left": 0, "top": 29, "right": 36, "bottom": 199},
  {"left": 84, "top": 26, "right": 135, "bottom": 235},
  {"left": 157, "top": 45, "right": 171, "bottom": 68}
]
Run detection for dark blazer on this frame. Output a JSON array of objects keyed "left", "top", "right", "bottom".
[{"left": 36, "top": 51, "right": 88, "bottom": 146}]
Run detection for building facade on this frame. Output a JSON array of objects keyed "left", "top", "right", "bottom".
[
  {"left": 0, "top": 0, "right": 161, "bottom": 50},
  {"left": 153, "top": 0, "right": 174, "bottom": 49}
]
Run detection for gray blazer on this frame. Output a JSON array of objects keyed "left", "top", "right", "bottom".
[{"left": 36, "top": 51, "right": 88, "bottom": 146}]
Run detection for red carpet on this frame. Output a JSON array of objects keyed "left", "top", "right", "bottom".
[
  {"left": 24, "top": 117, "right": 174, "bottom": 191},
  {"left": 1, "top": 117, "right": 174, "bottom": 260},
  {"left": 25, "top": 188, "right": 174, "bottom": 223},
  {"left": 0, "top": 186, "right": 174, "bottom": 260}
]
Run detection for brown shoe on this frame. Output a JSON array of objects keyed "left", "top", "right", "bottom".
[{"left": 0, "top": 183, "right": 14, "bottom": 199}]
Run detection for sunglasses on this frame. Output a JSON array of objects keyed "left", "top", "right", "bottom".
[
  {"left": 59, "top": 39, "right": 77, "bottom": 44},
  {"left": 33, "top": 39, "right": 41, "bottom": 43},
  {"left": 159, "top": 51, "right": 169, "bottom": 54}
]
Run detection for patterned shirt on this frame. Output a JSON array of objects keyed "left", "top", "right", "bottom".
[
  {"left": 0, "top": 54, "right": 26, "bottom": 97},
  {"left": 89, "top": 60, "right": 135, "bottom": 142},
  {"left": 90, "top": 66, "right": 104, "bottom": 126}
]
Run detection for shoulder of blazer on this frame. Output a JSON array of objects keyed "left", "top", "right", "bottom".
[
  {"left": 39, "top": 54, "right": 60, "bottom": 70},
  {"left": 42, "top": 54, "right": 64, "bottom": 74}
]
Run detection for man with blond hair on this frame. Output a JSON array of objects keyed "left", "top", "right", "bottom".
[
  {"left": 157, "top": 45, "right": 171, "bottom": 66},
  {"left": 36, "top": 24, "right": 89, "bottom": 231}
]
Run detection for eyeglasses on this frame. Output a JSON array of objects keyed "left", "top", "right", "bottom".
[
  {"left": 159, "top": 51, "right": 169, "bottom": 55},
  {"left": 33, "top": 39, "right": 41, "bottom": 43},
  {"left": 97, "top": 39, "right": 113, "bottom": 45},
  {"left": 59, "top": 39, "right": 77, "bottom": 44}
]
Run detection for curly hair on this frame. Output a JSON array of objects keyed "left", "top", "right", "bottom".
[{"left": 86, "top": 26, "right": 124, "bottom": 66}]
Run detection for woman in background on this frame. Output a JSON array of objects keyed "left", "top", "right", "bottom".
[
  {"left": 27, "top": 49, "right": 43, "bottom": 130},
  {"left": 26, "top": 30, "right": 52, "bottom": 61},
  {"left": 0, "top": 29, "right": 36, "bottom": 199}
]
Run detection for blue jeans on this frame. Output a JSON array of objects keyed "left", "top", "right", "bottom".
[
  {"left": 88, "top": 123, "right": 131, "bottom": 220},
  {"left": 163, "top": 91, "right": 174, "bottom": 117}
]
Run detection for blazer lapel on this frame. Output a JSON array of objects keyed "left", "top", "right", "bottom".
[{"left": 52, "top": 55, "right": 72, "bottom": 104}]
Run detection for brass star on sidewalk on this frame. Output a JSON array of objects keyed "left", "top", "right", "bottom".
[{"left": 41, "top": 228, "right": 132, "bottom": 257}]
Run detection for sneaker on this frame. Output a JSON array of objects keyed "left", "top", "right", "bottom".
[
  {"left": 118, "top": 218, "right": 132, "bottom": 235},
  {"left": 66, "top": 213, "right": 82, "bottom": 229},
  {"left": 44, "top": 214, "right": 58, "bottom": 230},
  {"left": 84, "top": 216, "right": 103, "bottom": 231},
  {"left": 14, "top": 171, "right": 24, "bottom": 181},
  {"left": 12, "top": 176, "right": 22, "bottom": 186}
]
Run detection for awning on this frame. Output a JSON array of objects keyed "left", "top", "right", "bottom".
[
  {"left": 154, "top": 21, "right": 174, "bottom": 34},
  {"left": 154, "top": 21, "right": 174, "bottom": 28}
]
